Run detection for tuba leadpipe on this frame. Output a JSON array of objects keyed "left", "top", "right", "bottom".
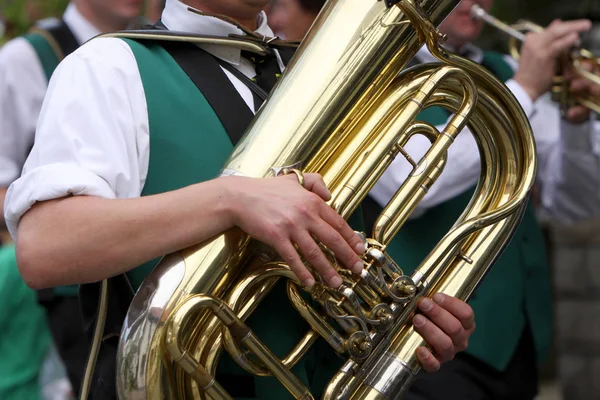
[
  {"left": 471, "top": 4, "right": 600, "bottom": 115},
  {"left": 115, "top": 1, "right": 537, "bottom": 399}
]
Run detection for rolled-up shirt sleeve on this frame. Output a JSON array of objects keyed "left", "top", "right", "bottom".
[{"left": 4, "top": 37, "right": 150, "bottom": 239}]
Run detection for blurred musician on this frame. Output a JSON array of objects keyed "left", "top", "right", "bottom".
[
  {"left": 0, "top": 0, "right": 142, "bottom": 395},
  {"left": 267, "top": 0, "right": 323, "bottom": 40}
]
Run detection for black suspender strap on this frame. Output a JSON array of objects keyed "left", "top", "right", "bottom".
[
  {"left": 218, "top": 60, "right": 268, "bottom": 103},
  {"left": 278, "top": 47, "right": 296, "bottom": 65},
  {"left": 160, "top": 41, "right": 255, "bottom": 146},
  {"left": 31, "top": 19, "right": 80, "bottom": 62},
  {"left": 147, "top": 21, "right": 297, "bottom": 145},
  {"left": 46, "top": 20, "right": 80, "bottom": 58}
]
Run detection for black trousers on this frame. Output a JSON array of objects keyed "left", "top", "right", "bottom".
[
  {"left": 405, "top": 327, "right": 539, "bottom": 400},
  {"left": 41, "top": 295, "right": 89, "bottom": 397}
]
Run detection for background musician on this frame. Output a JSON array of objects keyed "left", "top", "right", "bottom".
[
  {"left": 3, "top": 0, "right": 477, "bottom": 398},
  {"left": 362, "top": 0, "right": 600, "bottom": 399},
  {"left": 266, "top": 0, "right": 322, "bottom": 40},
  {"left": 0, "top": 0, "right": 142, "bottom": 395}
]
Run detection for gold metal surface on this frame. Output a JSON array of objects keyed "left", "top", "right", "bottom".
[
  {"left": 471, "top": 4, "right": 600, "bottom": 114},
  {"left": 81, "top": 279, "right": 109, "bottom": 400},
  {"left": 99, "top": 31, "right": 270, "bottom": 55},
  {"left": 115, "top": 0, "right": 537, "bottom": 399}
]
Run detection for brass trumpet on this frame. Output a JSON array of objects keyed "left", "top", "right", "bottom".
[{"left": 471, "top": 4, "right": 600, "bottom": 115}]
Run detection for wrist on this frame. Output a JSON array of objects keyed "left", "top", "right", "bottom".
[
  {"left": 513, "top": 75, "right": 541, "bottom": 103},
  {"left": 213, "top": 176, "right": 247, "bottom": 229}
]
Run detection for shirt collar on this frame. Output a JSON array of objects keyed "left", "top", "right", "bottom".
[
  {"left": 416, "top": 43, "right": 484, "bottom": 64},
  {"left": 63, "top": 2, "right": 102, "bottom": 45},
  {"left": 161, "top": 0, "right": 274, "bottom": 66}
]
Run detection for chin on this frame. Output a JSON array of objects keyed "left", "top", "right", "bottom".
[{"left": 118, "top": 7, "right": 143, "bottom": 20}]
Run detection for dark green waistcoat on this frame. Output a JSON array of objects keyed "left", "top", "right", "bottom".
[
  {"left": 122, "top": 39, "right": 366, "bottom": 399},
  {"left": 0, "top": 245, "right": 51, "bottom": 400},
  {"left": 378, "top": 51, "right": 553, "bottom": 371},
  {"left": 23, "top": 32, "right": 62, "bottom": 82}
]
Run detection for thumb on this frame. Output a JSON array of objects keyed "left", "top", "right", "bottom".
[{"left": 303, "top": 173, "right": 332, "bottom": 201}]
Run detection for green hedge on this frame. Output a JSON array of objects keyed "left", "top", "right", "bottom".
[{"left": 1, "top": 0, "right": 70, "bottom": 43}]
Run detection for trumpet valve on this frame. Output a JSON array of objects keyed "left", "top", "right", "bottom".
[
  {"left": 348, "top": 331, "right": 373, "bottom": 360},
  {"left": 391, "top": 277, "right": 418, "bottom": 298}
]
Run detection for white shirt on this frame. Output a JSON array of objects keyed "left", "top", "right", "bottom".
[
  {"left": 0, "top": 3, "right": 101, "bottom": 188},
  {"left": 4, "top": 0, "right": 281, "bottom": 239},
  {"left": 369, "top": 45, "right": 600, "bottom": 225}
]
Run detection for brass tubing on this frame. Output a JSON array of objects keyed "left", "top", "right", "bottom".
[
  {"left": 165, "top": 298, "right": 233, "bottom": 400},
  {"left": 166, "top": 295, "right": 312, "bottom": 400},
  {"left": 334, "top": 3, "right": 536, "bottom": 398},
  {"left": 288, "top": 282, "right": 348, "bottom": 354},
  {"left": 221, "top": 265, "right": 313, "bottom": 376},
  {"left": 80, "top": 279, "right": 109, "bottom": 400},
  {"left": 327, "top": 66, "right": 472, "bottom": 220}
]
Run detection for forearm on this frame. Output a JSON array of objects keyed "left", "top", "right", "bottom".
[{"left": 16, "top": 178, "right": 237, "bottom": 288}]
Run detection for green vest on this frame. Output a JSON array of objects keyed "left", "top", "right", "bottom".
[
  {"left": 22, "top": 29, "right": 79, "bottom": 297},
  {"left": 23, "top": 32, "right": 62, "bottom": 82},
  {"left": 381, "top": 51, "right": 552, "bottom": 371},
  {"left": 122, "top": 39, "right": 363, "bottom": 399},
  {"left": 0, "top": 245, "right": 52, "bottom": 400}
]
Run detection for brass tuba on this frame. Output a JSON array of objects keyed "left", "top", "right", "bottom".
[
  {"left": 471, "top": 4, "right": 600, "bottom": 115},
  {"left": 112, "top": 0, "right": 537, "bottom": 399}
]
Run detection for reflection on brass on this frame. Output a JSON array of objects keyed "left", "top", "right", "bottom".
[
  {"left": 472, "top": 4, "right": 600, "bottom": 115},
  {"left": 115, "top": 0, "right": 537, "bottom": 399}
]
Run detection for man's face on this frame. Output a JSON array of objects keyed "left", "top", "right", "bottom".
[
  {"left": 439, "top": 0, "right": 494, "bottom": 48},
  {"left": 194, "top": 0, "right": 271, "bottom": 15},
  {"left": 267, "top": 0, "right": 319, "bottom": 41},
  {"left": 88, "top": 0, "right": 143, "bottom": 26}
]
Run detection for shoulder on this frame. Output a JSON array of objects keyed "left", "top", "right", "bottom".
[
  {"left": 0, "top": 36, "right": 38, "bottom": 68},
  {"left": 62, "top": 36, "right": 139, "bottom": 73},
  {"left": 46, "top": 36, "right": 147, "bottom": 96},
  {"left": 0, "top": 36, "right": 45, "bottom": 87}
]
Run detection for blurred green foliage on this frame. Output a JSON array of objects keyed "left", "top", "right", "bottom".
[{"left": 1, "top": 0, "right": 69, "bottom": 42}]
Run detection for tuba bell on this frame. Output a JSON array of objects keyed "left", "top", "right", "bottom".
[{"left": 107, "top": 0, "right": 537, "bottom": 399}]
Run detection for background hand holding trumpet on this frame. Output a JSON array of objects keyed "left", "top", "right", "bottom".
[{"left": 471, "top": 4, "right": 600, "bottom": 123}]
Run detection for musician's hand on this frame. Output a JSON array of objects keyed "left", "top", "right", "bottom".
[
  {"left": 564, "top": 61, "right": 600, "bottom": 124},
  {"left": 413, "top": 293, "right": 475, "bottom": 372},
  {"left": 230, "top": 173, "right": 365, "bottom": 288},
  {"left": 514, "top": 19, "right": 592, "bottom": 102}
]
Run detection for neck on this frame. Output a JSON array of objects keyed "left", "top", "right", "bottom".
[
  {"left": 73, "top": 0, "right": 129, "bottom": 33},
  {"left": 185, "top": 1, "right": 262, "bottom": 31}
]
